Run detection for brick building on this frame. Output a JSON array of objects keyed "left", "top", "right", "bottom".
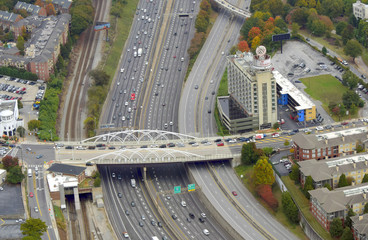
[
  {"left": 292, "top": 127, "right": 368, "bottom": 161},
  {"left": 351, "top": 213, "right": 368, "bottom": 240},
  {"left": 309, "top": 183, "right": 368, "bottom": 230}
]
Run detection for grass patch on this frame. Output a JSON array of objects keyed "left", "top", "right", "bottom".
[
  {"left": 300, "top": 74, "right": 357, "bottom": 121},
  {"left": 214, "top": 68, "right": 230, "bottom": 136},
  {"left": 234, "top": 164, "right": 308, "bottom": 239},
  {"left": 78, "top": 178, "right": 91, "bottom": 188},
  {"left": 53, "top": 205, "right": 66, "bottom": 231},
  {"left": 282, "top": 176, "right": 332, "bottom": 240},
  {"left": 217, "top": 68, "right": 228, "bottom": 96},
  {"left": 0, "top": 163, "right": 3, "bottom": 169}
]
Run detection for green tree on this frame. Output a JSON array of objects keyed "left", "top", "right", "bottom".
[
  {"left": 364, "top": 202, "right": 368, "bottom": 214},
  {"left": 344, "top": 39, "right": 363, "bottom": 61},
  {"left": 289, "top": 164, "right": 300, "bottom": 183},
  {"left": 241, "top": 142, "right": 262, "bottom": 165},
  {"left": 330, "top": 218, "right": 344, "bottom": 238},
  {"left": 18, "top": 99, "right": 23, "bottom": 109},
  {"left": 336, "top": 21, "right": 348, "bottom": 35},
  {"left": 93, "top": 177, "right": 101, "bottom": 187},
  {"left": 338, "top": 174, "right": 349, "bottom": 187},
  {"left": 262, "top": 147, "right": 273, "bottom": 157},
  {"left": 322, "top": 46, "right": 327, "bottom": 55},
  {"left": 195, "top": 13, "right": 208, "bottom": 33},
  {"left": 323, "top": 183, "right": 332, "bottom": 190},
  {"left": 253, "top": 157, "right": 275, "bottom": 186},
  {"left": 90, "top": 69, "right": 110, "bottom": 87},
  {"left": 21, "top": 218, "right": 47, "bottom": 239},
  {"left": 341, "top": 227, "right": 354, "bottom": 240},
  {"left": 342, "top": 24, "right": 354, "bottom": 45},
  {"left": 16, "top": 36, "right": 25, "bottom": 55},
  {"left": 343, "top": 90, "right": 362, "bottom": 108},
  {"left": 362, "top": 174, "right": 368, "bottom": 183},
  {"left": 303, "top": 176, "right": 314, "bottom": 199},
  {"left": 273, "top": 122, "right": 280, "bottom": 129},
  {"left": 345, "top": 207, "right": 356, "bottom": 228},
  {"left": 281, "top": 191, "right": 299, "bottom": 223},
  {"left": 28, "top": 120, "right": 41, "bottom": 131},
  {"left": 17, "top": 126, "right": 26, "bottom": 138},
  {"left": 6, "top": 166, "right": 25, "bottom": 184}
]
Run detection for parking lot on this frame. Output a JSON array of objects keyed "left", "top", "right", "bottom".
[
  {"left": 0, "top": 76, "right": 45, "bottom": 102},
  {"left": 270, "top": 150, "right": 293, "bottom": 176},
  {"left": 0, "top": 183, "right": 24, "bottom": 217},
  {"left": 272, "top": 40, "right": 339, "bottom": 126}
]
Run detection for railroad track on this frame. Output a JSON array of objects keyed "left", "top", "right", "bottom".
[{"left": 62, "top": 0, "right": 107, "bottom": 141}]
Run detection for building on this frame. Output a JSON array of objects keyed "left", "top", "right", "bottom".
[
  {"left": 14, "top": 1, "right": 47, "bottom": 16},
  {"left": 351, "top": 213, "right": 368, "bottom": 240},
  {"left": 0, "top": 10, "right": 22, "bottom": 30},
  {"left": 219, "top": 46, "right": 277, "bottom": 132},
  {"left": 47, "top": 163, "right": 86, "bottom": 183},
  {"left": 292, "top": 127, "right": 368, "bottom": 161},
  {"left": 309, "top": 183, "right": 368, "bottom": 230},
  {"left": 43, "top": 0, "right": 72, "bottom": 13},
  {"left": 0, "top": 13, "right": 71, "bottom": 80},
  {"left": 0, "top": 99, "right": 23, "bottom": 136},
  {"left": 0, "top": 169, "right": 6, "bottom": 185},
  {"left": 353, "top": 0, "right": 368, "bottom": 20},
  {"left": 274, "top": 71, "right": 316, "bottom": 122},
  {"left": 299, "top": 153, "right": 368, "bottom": 189}
]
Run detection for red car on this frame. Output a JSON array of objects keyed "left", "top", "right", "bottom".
[
  {"left": 342, "top": 122, "right": 349, "bottom": 125},
  {"left": 217, "top": 142, "right": 224, "bottom": 147},
  {"left": 131, "top": 93, "right": 135, "bottom": 101},
  {"left": 29, "top": 192, "right": 34, "bottom": 198},
  {"left": 232, "top": 191, "right": 237, "bottom": 196}
]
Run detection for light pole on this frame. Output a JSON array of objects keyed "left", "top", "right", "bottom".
[{"left": 49, "top": 129, "right": 52, "bottom": 142}]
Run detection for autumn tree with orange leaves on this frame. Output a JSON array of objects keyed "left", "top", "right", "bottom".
[
  {"left": 45, "top": 3, "right": 56, "bottom": 16},
  {"left": 238, "top": 40, "right": 250, "bottom": 52}
]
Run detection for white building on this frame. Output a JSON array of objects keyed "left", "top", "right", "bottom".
[
  {"left": 0, "top": 99, "right": 23, "bottom": 136},
  {"left": 353, "top": 0, "right": 368, "bottom": 19},
  {"left": 0, "top": 169, "right": 6, "bottom": 185}
]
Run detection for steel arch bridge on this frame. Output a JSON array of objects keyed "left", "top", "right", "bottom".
[
  {"left": 86, "top": 148, "right": 210, "bottom": 164},
  {"left": 81, "top": 130, "right": 197, "bottom": 144}
]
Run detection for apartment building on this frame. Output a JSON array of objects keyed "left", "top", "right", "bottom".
[
  {"left": 299, "top": 153, "right": 368, "bottom": 189},
  {"left": 0, "top": 10, "right": 22, "bottom": 30},
  {"left": 42, "top": 0, "right": 72, "bottom": 13},
  {"left": 309, "top": 183, "right": 368, "bottom": 230},
  {"left": 292, "top": 127, "right": 368, "bottom": 161},
  {"left": 351, "top": 213, "right": 368, "bottom": 240},
  {"left": 218, "top": 46, "right": 277, "bottom": 133},
  {"left": 353, "top": 0, "right": 368, "bottom": 20},
  {"left": 14, "top": 1, "right": 47, "bottom": 16}
]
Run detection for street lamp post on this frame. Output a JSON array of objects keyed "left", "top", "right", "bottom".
[{"left": 49, "top": 129, "right": 52, "bottom": 142}]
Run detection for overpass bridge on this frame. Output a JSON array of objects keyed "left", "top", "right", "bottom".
[{"left": 213, "top": 0, "right": 251, "bottom": 18}]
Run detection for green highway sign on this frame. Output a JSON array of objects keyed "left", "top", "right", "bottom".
[
  {"left": 174, "top": 186, "right": 181, "bottom": 194},
  {"left": 188, "top": 184, "right": 195, "bottom": 192}
]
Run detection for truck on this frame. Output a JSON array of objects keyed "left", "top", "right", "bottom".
[
  {"left": 255, "top": 134, "right": 265, "bottom": 140},
  {"left": 131, "top": 179, "right": 136, "bottom": 188},
  {"left": 138, "top": 48, "right": 142, "bottom": 57},
  {"left": 28, "top": 169, "right": 32, "bottom": 177}
]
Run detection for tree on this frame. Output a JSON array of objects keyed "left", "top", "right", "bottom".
[
  {"left": 343, "top": 90, "right": 362, "bottom": 108},
  {"left": 2, "top": 156, "right": 19, "bottom": 170},
  {"left": 289, "top": 164, "right": 300, "bottom": 183},
  {"left": 341, "top": 227, "right": 354, "bottom": 240},
  {"left": 338, "top": 174, "right": 349, "bottom": 188},
  {"left": 284, "top": 140, "right": 290, "bottom": 146},
  {"left": 18, "top": 99, "right": 23, "bottom": 109},
  {"left": 323, "top": 183, "right": 332, "bottom": 190},
  {"left": 364, "top": 202, "right": 368, "bottom": 214},
  {"left": 253, "top": 157, "right": 275, "bottom": 186},
  {"left": 16, "top": 36, "right": 25, "bottom": 55},
  {"left": 273, "top": 122, "right": 280, "bottom": 129},
  {"left": 195, "top": 13, "right": 209, "bottom": 33},
  {"left": 90, "top": 69, "right": 110, "bottom": 87},
  {"left": 17, "top": 126, "right": 26, "bottom": 138},
  {"left": 345, "top": 207, "right": 356, "bottom": 228},
  {"left": 330, "top": 218, "right": 344, "bottom": 238},
  {"left": 6, "top": 166, "right": 24, "bottom": 184},
  {"left": 282, "top": 191, "right": 299, "bottom": 223},
  {"left": 28, "top": 120, "right": 41, "bottom": 131},
  {"left": 241, "top": 142, "right": 262, "bottom": 165},
  {"left": 344, "top": 39, "right": 363, "bottom": 61},
  {"left": 342, "top": 24, "right": 354, "bottom": 45},
  {"left": 93, "top": 177, "right": 101, "bottom": 187},
  {"left": 336, "top": 21, "right": 348, "bottom": 35},
  {"left": 362, "top": 174, "right": 368, "bottom": 183},
  {"left": 45, "top": 3, "right": 56, "bottom": 16},
  {"left": 322, "top": 46, "right": 327, "bottom": 55},
  {"left": 262, "top": 147, "right": 273, "bottom": 157},
  {"left": 238, "top": 40, "right": 250, "bottom": 52},
  {"left": 251, "top": 36, "right": 261, "bottom": 50},
  {"left": 303, "top": 176, "right": 314, "bottom": 199},
  {"left": 256, "top": 184, "right": 278, "bottom": 210},
  {"left": 21, "top": 218, "right": 47, "bottom": 239}
]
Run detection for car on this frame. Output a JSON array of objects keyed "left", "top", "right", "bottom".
[
  {"left": 199, "top": 217, "right": 205, "bottom": 223},
  {"left": 342, "top": 122, "right": 349, "bottom": 125},
  {"left": 139, "top": 221, "right": 144, "bottom": 227},
  {"left": 118, "top": 193, "right": 122, "bottom": 198},
  {"left": 131, "top": 201, "right": 136, "bottom": 207},
  {"left": 288, "top": 132, "right": 296, "bottom": 135},
  {"left": 131, "top": 93, "right": 135, "bottom": 101},
  {"left": 167, "top": 143, "right": 175, "bottom": 147},
  {"left": 120, "top": 68, "right": 124, "bottom": 73},
  {"left": 201, "top": 213, "right": 206, "bottom": 218},
  {"left": 192, "top": 142, "right": 199, "bottom": 147},
  {"left": 271, "top": 133, "right": 279, "bottom": 138},
  {"left": 164, "top": 123, "right": 168, "bottom": 128},
  {"left": 65, "top": 146, "right": 73, "bottom": 149},
  {"left": 315, "top": 126, "right": 324, "bottom": 131},
  {"left": 181, "top": 201, "right": 186, "bottom": 207},
  {"left": 203, "top": 229, "right": 210, "bottom": 236},
  {"left": 362, "top": 75, "right": 366, "bottom": 79},
  {"left": 217, "top": 142, "right": 224, "bottom": 146},
  {"left": 123, "top": 232, "right": 129, "bottom": 238},
  {"left": 211, "top": 91, "right": 215, "bottom": 95},
  {"left": 159, "top": 144, "right": 167, "bottom": 148},
  {"left": 34, "top": 207, "right": 39, "bottom": 213},
  {"left": 151, "top": 220, "right": 157, "bottom": 226},
  {"left": 325, "top": 125, "right": 332, "bottom": 129},
  {"left": 125, "top": 101, "right": 128, "bottom": 106},
  {"left": 187, "top": 217, "right": 192, "bottom": 222},
  {"left": 158, "top": 221, "right": 163, "bottom": 227},
  {"left": 125, "top": 210, "right": 130, "bottom": 215},
  {"left": 172, "top": 214, "right": 178, "bottom": 220},
  {"left": 36, "top": 154, "right": 43, "bottom": 159},
  {"left": 118, "top": 174, "right": 121, "bottom": 180},
  {"left": 141, "top": 215, "right": 146, "bottom": 220},
  {"left": 26, "top": 148, "right": 31, "bottom": 151},
  {"left": 232, "top": 191, "right": 237, "bottom": 196},
  {"left": 306, "top": 37, "right": 310, "bottom": 41},
  {"left": 194, "top": 85, "right": 199, "bottom": 89},
  {"left": 29, "top": 192, "right": 34, "bottom": 198}
]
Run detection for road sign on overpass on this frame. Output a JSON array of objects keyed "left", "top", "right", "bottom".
[
  {"left": 174, "top": 186, "right": 181, "bottom": 194},
  {"left": 188, "top": 184, "right": 195, "bottom": 192}
]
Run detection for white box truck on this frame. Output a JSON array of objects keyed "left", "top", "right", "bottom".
[
  {"left": 138, "top": 48, "right": 142, "bottom": 57},
  {"left": 131, "top": 179, "right": 136, "bottom": 188},
  {"left": 28, "top": 169, "right": 32, "bottom": 177}
]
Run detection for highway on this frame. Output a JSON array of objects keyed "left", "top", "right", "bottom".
[
  {"left": 99, "top": 165, "right": 173, "bottom": 239},
  {"left": 179, "top": 0, "right": 250, "bottom": 137}
]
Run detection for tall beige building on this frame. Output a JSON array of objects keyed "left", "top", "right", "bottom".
[{"left": 226, "top": 46, "right": 277, "bottom": 129}]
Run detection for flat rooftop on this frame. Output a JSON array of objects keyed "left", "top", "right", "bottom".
[
  {"left": 316, "top": 126, "right": 368, "bottom": 140},
  {"left": 47, "top": 173, "right": 78, "bottom": 192},
  {"left": 273, "top": 70, "right": 315, "bottom": 111}
]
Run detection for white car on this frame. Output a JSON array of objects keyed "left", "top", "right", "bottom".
[
  {"left": 316, "top": 126, "right": 324, "bottom": 131},
  {"left": 181, "top": 201, "right": 186, "bottom": 207},
  {"left": 117, "top": 82, "right": 120, "bottom": 86},
  {"left": 201, "top": 213, "right": 206, "bottom": 218},
  {"left": 128, "top": 108, "right": 131, "bottom": 113},
  {"left": 169, "top": 121, "right": 173, "bottom": 126},
  {"left": 192, "top": 143, "right": 199, "bottom": 147},
  {"left": 229, "top": 139, "right": 237, "bottom": 143},
  {"left": 123, "top": 232, "right": 129, "bottom": 238},
  {"left": 164, "top": 123, "right": 168, "bottom": 128},
  {"left": 120, "top": 68, "right": 124, "bottom": 73},
  {"left": 133, "top": 46, "right": 137, "bottom": 50},
  {"left": 125, "top": 101, "right": 128, "bottom": 106},
  {"left": 122, "top": 116, "right": 126, "bottom": 121},
  {"left": 34, "top": 207, "right": 39, "bottom": 213},
  {"left": 203, "top": 229, "right": 210, "bottom": 236}
]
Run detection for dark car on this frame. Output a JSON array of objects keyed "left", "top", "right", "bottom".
[
  {"left": 199, "top": 217, "right": 205, "bottom": 223},
  {"left": 172, "top": 214, "right": 178, "bottom": 220},
  {"left": 158, "top": 222, "right": 162, "bottom": 227},
  {"left": 96, "top": 144, "right": 106, "bottom": 147},
  {"left": 88, "top": 146, "right": 96, "bottom": 150},
  {"left": 214, "top": 139, "right": 222, "bottom": 143},
  {"left": 189, "top": 213, "right": 195, "bottom": 219},
  {"left": 167, "top": 143, "right": 175, "bottom": 147},
  {"left": 159, "top": 144, "right": 166, "bottom": 148}
]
